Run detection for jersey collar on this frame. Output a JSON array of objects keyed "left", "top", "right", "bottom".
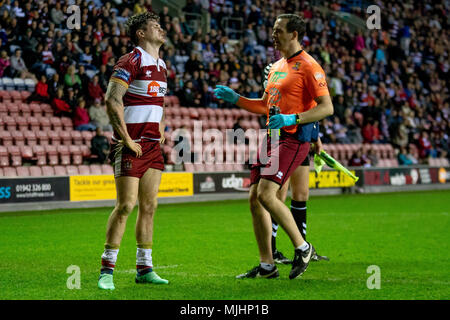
[{"left": 286, "top": 50, "right": 303, "bottom": 61}]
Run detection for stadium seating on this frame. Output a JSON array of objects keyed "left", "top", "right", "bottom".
[
  {"left": 0, "top": 146, "right": 8, "bottom": 166},
  {"left": 0, "top": 131, "right": 13, "bottom": 146},
  {"left": 57, "top": 145, "right": 71, "bottom": 166},
  {"left": 77, "top": 165, "right": 91, "bottom": 175},
  {"left": 54, "top": 165, "right": 67, "bottom": 176},
  {"left": 0, "top": 87, "right": 444, "bottom": 177},
  {"left": 32, "top": 145, "right": 46, "bottom": 166},
  {"left": 3, "top": 167, "right": 17, "bottom": 177},
  {"left": 29, "top": 166, "right": 43, "bottom": 177},
  {"left": 16, "top": 166, "right": 30, "bottom": 177},
  {"left": 41, "top": 165, "right": 55, "bottom": 176},
  {"left": 66, "top": 165, "right": 79, "bottom": 176},
  {"left": 20, "top": 145, "right": 33, "bottom": 161},
  {"left": 8, "top": 146, "right": 21, "bottom": 166}
]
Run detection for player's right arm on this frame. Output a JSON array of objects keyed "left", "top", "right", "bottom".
[
  {"left": 105, "top": 81, "right": 142, "bottom": 157},
  {"left": 213, "top": 85, "right": 267, "bottom": 114}
]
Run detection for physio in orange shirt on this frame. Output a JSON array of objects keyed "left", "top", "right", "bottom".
[{"left": 214, "top": 14, "right": 333, "bottom": 280}]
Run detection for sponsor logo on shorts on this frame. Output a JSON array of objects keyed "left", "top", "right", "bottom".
[
  {"left": 276, "top": 171, "right": 283, "bottom": 179},
  {"left": 124, "top": 159, "right": 133, "bottom": 170}
]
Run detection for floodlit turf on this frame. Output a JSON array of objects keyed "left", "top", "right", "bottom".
[{"left": 0, "top": 190, "right": 449, "bottom": 300}]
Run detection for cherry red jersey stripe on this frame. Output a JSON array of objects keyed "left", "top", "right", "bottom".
[{"left": 123, "top": 93, "right": 164, "bottom": 107}]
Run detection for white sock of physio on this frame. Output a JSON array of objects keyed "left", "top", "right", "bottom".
[
  {"left": 296, "top": 241, "right": 310, "bottom": 252},
  {"left": 260, "top": 262, "right": 275, "bottom": 271}
]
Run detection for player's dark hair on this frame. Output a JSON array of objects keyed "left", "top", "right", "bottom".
[
  {"left": 277, "top": 14, "right": 306, "bottom": 43},
  {"left": 126, "top": 11, "right": 160, "bottom": 45}
]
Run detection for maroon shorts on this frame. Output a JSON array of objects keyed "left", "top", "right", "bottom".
[
  {"left": 109, "top": 140, "right": 164, "bottom": 178},
  {"left": 250, "top": 133, "right": 310, "bottom": 187}
]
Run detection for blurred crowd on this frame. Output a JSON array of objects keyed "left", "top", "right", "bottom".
[{"left": 0, "top": 0, "right": 448, "bottom": 166}]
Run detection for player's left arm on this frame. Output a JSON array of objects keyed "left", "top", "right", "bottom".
[
  {"left": 296, "top": 64, "right": 334, "bottom": 124},
  {"left": 311, "top": 135, "right": 323, "bottom": 154},
  {"left": 296, "top": 95, "right": 334, "bottom": 124}
]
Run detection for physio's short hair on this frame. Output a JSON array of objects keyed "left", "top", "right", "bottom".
[
  {"left": 126, "top": 11, "right": 160, "bottom": 45},
  {"left": 276, "top": 14, "right": 306, "bottom": 43}
]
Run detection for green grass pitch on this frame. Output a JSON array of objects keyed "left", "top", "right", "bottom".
[{"left": 0, "top": 190, "right": 449, "bottom": 300}]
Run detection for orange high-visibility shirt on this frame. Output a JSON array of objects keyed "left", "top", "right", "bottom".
[{"left": 265, "top": 50, "right": 329, "bottom": 134}]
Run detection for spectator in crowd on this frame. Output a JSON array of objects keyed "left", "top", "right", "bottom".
[
  {"left": 10, "top": 49, "right": 37, "bottom": 81},
  {"left": 66, "top": 87, "right": 79, "bottom": 110},
  {"left": 90, "top": 127, "right": 110, "bottom": 164},
  {"left": 47, "top": 73, "right": 61, "bottom": 97},
  {"left": 418, "top": 131, "right": 437, "bottom": 159},
  {"left": 73, "top": 97, "right": 96, "bottom": 131},
  {"left": 64, "top": 65, "right": 82, "bottom": 91},
  {"left": 27, "top": 74, "right": 49, "bottom": 103},
  {"left": 367, "top": 148, "right": 379, "bottom": 167},
  {"left": 87, "top": 75, "right": 104, "bottom": 103},
  {"left": 77, "top": 65, "right": 91, "bottom": 96},
  {"left": 333, "top": 117, "right": 350, "bottom": 144},
  {"left": 51, "top": 87, "right": 72, "bottom": 117},
  {"left": 50, "top": 1, "right": 65, "bottom": 27},
  {"left": 0, "top": 50, "right": 10, "bottom": 77},
  {"left": 348, "top": 148, "right": 369, "bottom": 167},
  {"left": 362, "top": 119, "right": 382, "bottom": 144},
  {"left": 398, "top": 145, "right": 418, "bottom": 166},
  {"left": 89, "top": 98, "right": 113, "bottom": 132}
]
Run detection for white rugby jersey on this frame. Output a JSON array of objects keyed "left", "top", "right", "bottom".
[{"left": 110, "top": 46, "right": 167, "bottom": 141}]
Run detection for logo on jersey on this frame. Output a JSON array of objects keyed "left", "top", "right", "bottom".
[
  {"left": 146, "top": 81, "right": 167, "bottom": 97},
  {"left": 130, "top": 51, "right": 141, "bottom": 65},
  {"left": 145, "top": 70, "right": 152, "bottom": 78},
  {"left": 270, "top": 71, "right": 288, "bottom": 83},
  {"left": 318, "top": 82, "right": 327, "bottom": 87},
  {"left": 268, "top": 87, "right": 282, "bottom": 105},
  {"left": 112, "top": 68, "right": 131, "bottom": 83},
  {"left": 292, "top": 62, "right": 301, "bottom": 70},
  {"left": 314, "top": 72, "right": 324, "bottom": 81},
  {"left": 147, "top": 81, "right": 161, "bottom": 97}
]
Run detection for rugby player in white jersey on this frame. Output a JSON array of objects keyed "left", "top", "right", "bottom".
[{"left": 98, "top": 11, "right": 169, "bottom": 290}]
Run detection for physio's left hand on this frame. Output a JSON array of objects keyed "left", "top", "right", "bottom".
[
  {"left": 268, "top": 114, "right": 296, "bottom": 129},
  {"left": 312, "top": 138, "right": 323, "bottom": 154}
]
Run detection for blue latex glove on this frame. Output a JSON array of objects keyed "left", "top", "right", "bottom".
[
  {"left": 213, "top": 85, "right": 240, "bottom": 104},
  {"left": 268, "top": 114, "right": 297, "bottom": 129}
]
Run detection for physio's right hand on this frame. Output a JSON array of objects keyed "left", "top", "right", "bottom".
[
  {"left": 123, "top": 138, "right": 142, "bottom": 158},
  {"left": 213, "top": 85, "right": 239, "bottom": 104}
]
